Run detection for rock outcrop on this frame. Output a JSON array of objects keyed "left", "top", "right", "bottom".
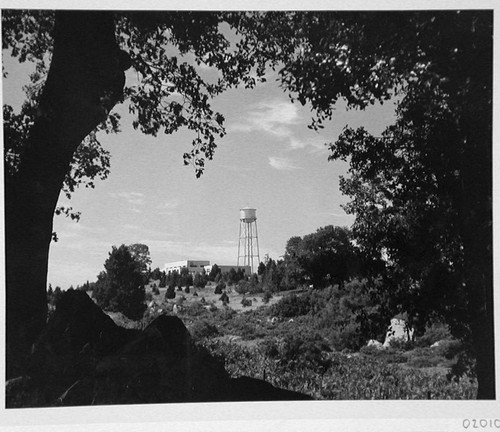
[
  {"left": 383, "top": 317, "right": 414, "bottom": 347},
  {"left": 7, "top": 290, "right": 312, "bottom": 407}
]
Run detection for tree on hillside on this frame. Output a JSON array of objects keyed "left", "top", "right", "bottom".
[
  {"left": 159, "top": 271, "right": 167, "bottom": 288},
  {"left": 193, "top": 271, "right": 208, "bottom": 289},
  {"left": 257, "top": 262, "right": 266, "bottom": 277},
  {"left": 295, "top": 226, "right": 360, "bottom": 289},
  {"left": 92, "top": 244, "right": 146, "bottom": 320},
  {"left": 127, "top": 243, "right": 152, "bottom": 274},
  {"left": 150, "top": 267, "right": 163, "bottom": 282},
  {"left": 165, "top": 270, "right": 180, "bottom": 289},
  {"left": 282, "top": 236, "right": 306, "bottom": 289},
  {"left": 261, "top": 258, "right": 285, "bottom": 292},
  {"left": 208, "top": 264, "right": 221, "bottom": 281},
  {"left": 226, "top": 268, "right": 238, "bottom": 286}
]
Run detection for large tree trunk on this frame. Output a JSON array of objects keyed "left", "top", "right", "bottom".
[
  {"left": 459, "top": 19, "right": 494, "bottom": 398},
  {"left": 460, "top": 127, "right": 494, "bottom": 399},
  {"left": 5, "top": 11, "right": 128, "bottom": 378},
  {"left": 461, "top": 122, "right": 494, "bottom": 399}
]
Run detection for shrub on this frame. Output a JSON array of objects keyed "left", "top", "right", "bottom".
[
  {"left": 225, "top": 315, "right": 263, "bottom": 339},
  {"left": 270, "top": 293, "right": 312, "bottom": 318},
  {"left": 190, "top": 319, "right": 219, "bottom": 340},
  {"left": 449, "top": 351, "right": 476, "bottom": 381},
  {"left": 234, "top": 280, "right": 250, "bottom": 295},
  {"left": 241, "top": 297, "right": 252, "bottom": 307},
  {"left": 145, "top": 292, "right": 153, "bottom": 302},
  {"left": 388, "top": 338, "right": 415, "bottom": 351},
  {"left": 327, "top": 322, "right": 366, "bottom": 352},
  {"left": 184, "top": 286, "right": 190, "bottom": 294},
  {"left": 165, "top": 286, "right": 176, "bottom": 300},
  {"left": 151, "top": 285, "right": 160, "bottom": 295},
  {"left": 214, "top": 283, "right": 224, "bottom": 295},
  {"left": 433, "top": 339, "right": 463, "bottom": 360},
  {"left": 262, "top": 291, "right": 272, "bottom": 304},
  {"left": 219, "top": 292, "right": 229, "bottom": 304},
  {"left": 416, "top": 322, "right": 451, "bottom": 347},
  {"left": 279, "top": 331, "right": 331, "bottom": 372},
  {"left": 182, "top": 301, "right": 207, "bottom": 317},
  {"left": 359, "top": 344, "right": 384, "bottom": 356},
  {"left": 214, "top": 306, "right": 237, "bottom": 321},
  {"left": 259, "top": 338, "right": 280, "bottom": 358}
]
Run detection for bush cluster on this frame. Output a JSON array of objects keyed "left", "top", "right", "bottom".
[
  {"left": 189, "top": 319, "right": 219, "bottom": 341},
  {"left": 268, "top": 281, "right": 388, "bottom": 351},
  {"left": 241, "top": 297, "right": 252, "bottom": 307},
  {"left": 270, "top": 293, "right": 313, "bottom": 318}
]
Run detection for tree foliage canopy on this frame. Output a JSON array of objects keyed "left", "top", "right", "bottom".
[
  {"left": 92, "top": 244, "right": 146, "bottom": 320},
  {"left": 127, "top": 243, "right": 152, "bottom": 274},
  {"left": 326, "top": 11, "right": 492, "bottom": 338},
  {"left": 282, "top": 226, "right": 359, "bottom": 289}
]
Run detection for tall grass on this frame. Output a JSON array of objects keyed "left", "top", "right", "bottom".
[{"left": 202, "top": 339, "right": 477, "bottom": 400}]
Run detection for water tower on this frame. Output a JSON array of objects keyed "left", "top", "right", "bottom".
[{"left": 237, "top": 207, "right": 260, "bottom": 273}]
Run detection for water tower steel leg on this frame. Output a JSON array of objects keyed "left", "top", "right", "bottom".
[
  {"left": 244, "top": 222, "right": 248, "bottom": 267},
  {"left": 254, "top": 220, "right": 260, "bottom": 270},
  {"left": 237, "top": 220, "right": 242, "bottom": 267},
  {"left": 248, "top": 222, "right": 252, "bottom": 271}
]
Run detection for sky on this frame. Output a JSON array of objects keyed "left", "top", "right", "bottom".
[{"left": 2, "top": 22, "right": 398, "bottom": 289}]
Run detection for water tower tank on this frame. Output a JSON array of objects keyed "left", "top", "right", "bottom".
[{"left": 240, "top": 207, "right": 256, "bottom": 222}]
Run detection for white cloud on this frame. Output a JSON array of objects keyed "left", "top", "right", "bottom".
[
  {"left": 158, "top": 200, "right": 179, "bottom": 210},
  {"left": 231, "top": 100, "right": 299, "bottom": 138},
  {"left": 230, "top": 99, "right": 330, "bottom": 153},
  {"left": 289, "top": 136, "right": 327, "bottom": 151},
  {"left": 55, "top": 221, "right": 107, "bottom": 240},
  {"left": 156, "top": 199, "right": 180, "bottom": 214},
  {"left": 122, "top": 224, "right": 141, "bottom": 231},
  {"left": 268, "top": 156, "right": 302, "bottom": 171},
  {"left": 110, "top": 191, "right": 145, "bottom": 206}
]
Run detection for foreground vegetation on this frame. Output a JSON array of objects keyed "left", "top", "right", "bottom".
[
  {"left": 63, "top": 242, "right": 479, "bottom": 401},
  {"left": 106, "top": 283, "right": 477, "bottom": 400},
  {"left": 203, "top": 340, "right": 476, "bottom": 400}
]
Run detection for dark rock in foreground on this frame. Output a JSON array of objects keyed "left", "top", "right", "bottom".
[{"left": 6, "top": 290, "right": 312, "bottom": 407}]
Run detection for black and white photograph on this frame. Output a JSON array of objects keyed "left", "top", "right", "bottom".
[{"left": 2, "top": 2, "right": 499, "bottom": 431}]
